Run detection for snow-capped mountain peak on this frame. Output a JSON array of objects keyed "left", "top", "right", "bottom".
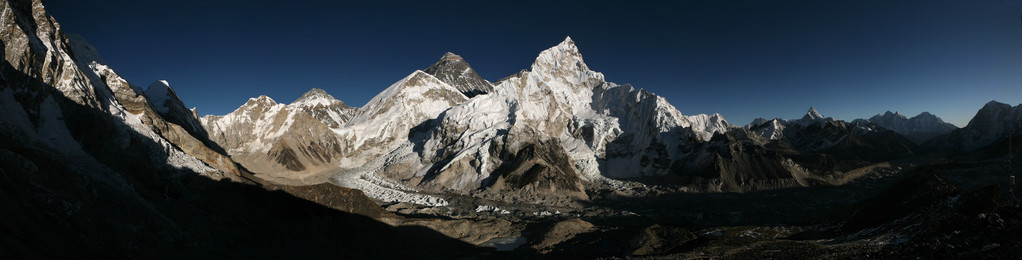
[
  {"left": 532, "top": 36, "right": 590, "bottom": 76},
  {"left": 795, "top": 106, "right": 828, "bottom": 126},
  {"left": 348, "top": 70, "right": 467, "bottom": 126},
  {"left": 424, "top": 52, "right": 493, "bottom": 98},
  {"left": 247, "top": 95, "right": 277, "bottom": 106},
  {"left": 145, "top": 80, "right": 174, "bottom": 113},
  {"left": 804, "top": 106, "right": 824, "bottom": 120},
  {"left": 290, "top": 88, "right": 345, "bottom": 108},
  {"left": 441, "top": 51, "right": 462, "bottom": 61},
  {"left": 142, "top": 79, "right": 207, "bottom": 138},
  {"left": 877, "top": 110, "right": 907, "bottom": 120},
  {"left": 862, "top": 110, "right": 958, "bottom": 144}
]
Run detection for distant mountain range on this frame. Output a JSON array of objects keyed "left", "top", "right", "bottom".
[
  {"left": 853, "top": 111, "right": 958, "bottom": 144},
  {"left": 2, "top": 0, "right": 1020, "bottom": 256},
  {"left": 194, "top": 36, "right": 1002, "bottom": 203}
]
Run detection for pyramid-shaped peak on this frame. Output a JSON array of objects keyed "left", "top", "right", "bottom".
[
  {"left": 552, "top": 36, "right": 580, "bottom": 53},
  {"left": 291, "top": 88, "right": 343, "bottom": 107},
  {"left": 531, "top": 36, "right": 592, "bottom": 77},
  {"left": 424, "top": 52, "right": 493, "bottom": 98},
  {"left": 303, "top": 88, "right": 329, "bottom": 96},
  {"left": 144, "top": 80, "right": 184, "bottom": 114},
  {"left": 560, "top": 36, "right": 575, "bottom": 45},
  {"left": 806, "top": 106, "right": 823, "bottom": 119},
  {"left": 440, "top": 52, "right": 464, "bottom": 61},
  {"left": 247, "top": 95, "right": 277, "bottom": 106}
]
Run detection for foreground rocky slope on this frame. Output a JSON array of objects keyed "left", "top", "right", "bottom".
[{"left": 0, "top": 0, "right": 485, "bottom": 257}]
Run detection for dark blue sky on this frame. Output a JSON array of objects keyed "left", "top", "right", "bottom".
[{"left": 47, "top": 0, "right": 1022, "bottom": 126}]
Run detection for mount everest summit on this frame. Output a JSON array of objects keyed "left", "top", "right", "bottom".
[
  {"left": 198, "top": 37, "right": 975, "bottom": 204},
  {"left": 201, "top": 37, "right": 744, "bottom": 203}
]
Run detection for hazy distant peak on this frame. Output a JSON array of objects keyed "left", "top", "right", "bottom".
[{"left": 804, "top": 106, "right": 824, "bottom": 120}]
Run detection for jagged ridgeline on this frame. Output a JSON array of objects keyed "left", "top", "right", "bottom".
[
  {"left": 0, "top": 0, "right": 487, "bottom": 257},
  {"left": 199, "top": 36, "right": 958, "bottom": 205}
]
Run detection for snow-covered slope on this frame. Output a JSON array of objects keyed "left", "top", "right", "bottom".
[
  {"left": 340, "top": 70, "right": 469, "bottom": 158},
  {"left": 855, "top": 111, "right": 958, "bottom": 144},
  {"left": 288, "top": 88, "right": 357, "bottom": 128},
  {"left": 144, "top": 80, "right": 208, "bottom": 139},
  {"left": 201, "top": 94, "right": 348, "bottom": 179},
  {"left": 330, "top": 37, "right": 733, "bottom": 203},
  {"left": 0, "top": 0, "right": 238, "bottom": 180}
]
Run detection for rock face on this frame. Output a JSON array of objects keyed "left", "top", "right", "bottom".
[
  {"left": 854, "top": 111, "right": 958, "bottom": 144},
  {"left": 424, "top": 52, "right": 493, "bottom": 98},
  {"left": 144, "top": 80, "right": 208, "bottom": 140},
  {"left": 630, "top": 225, "right": 697, "bottom": 255},
  {"left": 926, "top": 101, "right": 1022, "bottom": 152}
]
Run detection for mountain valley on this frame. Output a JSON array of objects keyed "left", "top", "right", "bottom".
[{"left": 1, "top": 0, "right": 1020, "bottom": 258}]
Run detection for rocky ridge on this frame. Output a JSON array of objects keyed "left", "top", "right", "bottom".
[{"left": 853, "top": 110, "right": 958, "bottom": 144}]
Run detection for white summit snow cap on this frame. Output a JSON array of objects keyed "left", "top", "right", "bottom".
[
  {"left": 806, "top": 106, "right": 824, "bottom": 120},
  {"left": 289, "top": 88, "right": 341, "bottom": 108}
]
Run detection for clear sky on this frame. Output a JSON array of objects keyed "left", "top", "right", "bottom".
[{"left": 47, "top": 0, "right": 1022, "bottom": 127}]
